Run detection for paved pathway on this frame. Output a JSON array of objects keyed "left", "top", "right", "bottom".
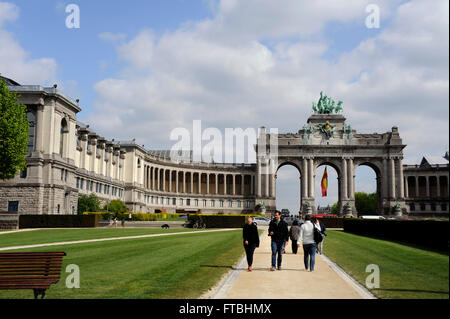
[
  {"left": 0, "top": 229, "right": 237, "bottom": 251},
  {"left": 213, "top": 229, "right": 373, "bottom": 299}
]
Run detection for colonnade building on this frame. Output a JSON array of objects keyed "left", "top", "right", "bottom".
[
  {"left": 0, "top": 77, "right": 257, "bottom": 215},
  {"left": 0, "top": 76, "right": 448, "bottom": 217}
]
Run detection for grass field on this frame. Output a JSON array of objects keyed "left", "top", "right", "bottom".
[
  {"left": 0, "top": 229, "right": 244, "bottom": 299},
  {"left": 324, "top": 230, "right": 449, "bottom": 299},
  {"left": 0, "top": 228, "right": 204, "bottom": 249}
]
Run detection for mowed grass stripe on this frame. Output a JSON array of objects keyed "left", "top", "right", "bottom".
[
  {"left": 0, "top": 228, "right": 206, "bottom": 249},
  {"left": 324, "top": 230, "right": 449, "bottom": 299},
  {"left": 0, "top": 230, "right": 244, "bottom": 299}
]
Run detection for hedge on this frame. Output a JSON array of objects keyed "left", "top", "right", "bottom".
[
  {"left": 82, "top": 212, "right": 188, "bottom": 221},
  {"left": 188, "top": 214, "right": 247, "bottom": 228},
  {"left": 19, "top": 214, "right": 98, "bottom": 228},
  {"left": 343, "top": 219, "right": 449, "bottom": 252}
]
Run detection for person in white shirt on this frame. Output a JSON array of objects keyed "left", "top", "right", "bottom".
[{"left": 299, "top": 214, "right": 321, "bottom": 271}]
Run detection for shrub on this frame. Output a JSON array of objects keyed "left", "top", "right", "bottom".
[
  {"left": 77, "top": 193, "right": 101, "bottom": 215},
  {"left": 104, "top": 199, "right": 129, "bottom": 214}
]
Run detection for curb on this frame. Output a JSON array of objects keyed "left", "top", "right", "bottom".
[{"left": 319, "top": 253, "right": 377, "bottom": 299}]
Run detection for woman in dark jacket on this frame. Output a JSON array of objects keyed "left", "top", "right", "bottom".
[
  {"left": 243, "top": 216, "right": 260, "bottom": 271},
  {"left": 289, "top": 220, "right": 301, "bottom": 254}
]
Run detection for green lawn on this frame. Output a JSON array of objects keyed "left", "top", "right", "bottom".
[
  {"left": 0, "top": 229, "right": 244, "bottom": 299},
  {"left": 324, "top": 230, "right": 449, "bottom": 299},
  {"left": 0, "top": 228, "right": 204, "bottom": 249}
]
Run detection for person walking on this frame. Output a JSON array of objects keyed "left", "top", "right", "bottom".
[
  {"left": 268, "top": 211, "right": 289, "bottom": 271},
  {"left": 289, "top": 219, "right": 301, "bottom": 254},
  {"left": 299, "top": 215, "right": 321, "bottom": 272},
  {"left": 315, "top": 218, "right": 326, "bottom": 255},
  {"left": 243, "top": 216, "right": 260, "bottom": 271}
]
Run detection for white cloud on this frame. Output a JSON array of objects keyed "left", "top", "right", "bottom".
[
  {"left": 0, "top": 2, "right": 57, "bottom": 84},
  {"left": 84, "top": 0, "right": 448, "bottom": 169},
  {"left": 99, "top": 32, "right": 126, "bottom": 43},
  {"left": 0, "top": 2, "right": 18, "bottom": 27}
]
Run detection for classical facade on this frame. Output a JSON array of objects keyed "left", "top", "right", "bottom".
[
  {"left": 404, "top": 157, "right": 449, "bottom": 217},
  {"left": 0, "top": 77, "right": 448, "bottom": 217}
]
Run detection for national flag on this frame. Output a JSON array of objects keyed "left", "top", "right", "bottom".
[{"left": 321, "top": 167, "right": 328, "bottom": 197}]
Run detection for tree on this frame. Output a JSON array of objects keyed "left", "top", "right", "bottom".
[
  {"left": 355, "top": 192, "right": 377, "bottom": 215},
  {"left": 0, "top": 77, "right": 29, "bottom": 180},
  {"left": 104, "top": 199, "right": 129, "bottom": 214},
  {"left": 77, "top": 193, "right": 101, "bottom": 215},
  {"left": 331, "top": 202, "right": 339, "bottom": 214}
]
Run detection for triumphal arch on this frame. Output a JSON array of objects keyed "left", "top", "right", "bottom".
[{"left": 255, "top": 92, "right": 407, "bottom": 216}]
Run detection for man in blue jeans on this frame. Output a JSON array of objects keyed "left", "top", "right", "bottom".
[{"left": 268, "top": 211, "right": 289, "bottom": 271}]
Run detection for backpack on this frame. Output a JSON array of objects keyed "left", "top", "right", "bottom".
[{"left": 313, "top": 225, "right": 323, "bottom": 243}]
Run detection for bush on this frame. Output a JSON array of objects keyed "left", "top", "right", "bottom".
[
  {"left": 343, "top": 219, "right": 449, "bottom": 252},
  {"left": 355, "top": 192, "right": 377, "bottom": 215},
  {"left": 77, "top": 193, "right": 101, "bottom": 215},
  {"left": 104, "top": 199, "right": 129, "bottom": 214}
]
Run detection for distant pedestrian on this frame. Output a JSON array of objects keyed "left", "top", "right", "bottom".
[
  {"left": 121, "top": 217, "right": 125, "bottom": 228},
  {"left": 268, "top": 211, "right": 289, "bottom": 271},
  {"left": 299, "top": 215, "right": 321, "bottom": 271},
  {"left": 314, "top": 218, "right": 326, "bottom": 255},
  {"left": 243, "top": 216, "right": 260, "bottom": 271},
  {"left": 289, "top": 220, "right": 301, "bottom": 254},
  {"left": 113, "top": 216, "right": 118, "bottom": 228}
]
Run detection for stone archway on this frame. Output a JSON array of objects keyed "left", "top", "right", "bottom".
[
  {"left": 275, "top": 160, "right": 303, "bottom": 215},
  {"left": 255, "top": 110, "right": 406, "bottom": 217}
]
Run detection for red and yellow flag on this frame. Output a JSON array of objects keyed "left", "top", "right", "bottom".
[{"left": 321, "top": 167, "right": 328, "bottom": 197}]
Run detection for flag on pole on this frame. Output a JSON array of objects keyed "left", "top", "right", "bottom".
[{"left": 321, "top": 167, "right": 328, "bottom": 197}]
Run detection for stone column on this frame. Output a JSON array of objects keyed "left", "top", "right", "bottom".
[
  {"left": 206, "top": 173, "right": 210, "bottom": 194},
  {"left": 257, "top": 161, "right": 261, "bottom": 197},
  {"left": 426, "top": 175, "right": 430, "bottom": 197},
  {"left": 176, "top": 171, "right": 179, "bottom": 193},
  {"left": 162, "top": 169, "right": 166, "bottom": 192},
  {"left": 390, "top": 158, "right": 396, "bottom": 199},
  {"left": 302, "top": 158, "right": 308, "bottom": 199},
  {"left": 382, "top": 157, "right": 388, "bottom": 198},
  {"left": 398, "top": 159, "right": 404, "bottom": 199},
  {"left": 190, "top": 172, "right": 194, "bottom": 194},
  {"left": 347, "top": 158, "right": 354, "bottom": 200},
  {"left": 404, "top": 176, "right": 409, "bottom": 198},
  {"left": 151, "top": 167, "right": 155, "bottom": 190},
  {"left": 265, "top": 170, "right": 269, "bottom": 198},
  {"left": 308, "top": 158, "right": 314, "bottom": 198},
  {"left": 241, "top": 174, "right": 245, "bottom": 195},
  {"left": 415, "top": 176, "right": 419, "bottom": 198},
  {"left": 232, "top": 174, "right": 236, "bottom": 195},
  {"left": 198, "top": 173, "right": 202, "bottom": 194},
  {"left": 341, "top": 158, "right": 348, "bottom": 200},
  {"left": 169, "top": 171, "right": 172, "bottom": 193},
  {"left": 183, "top": 171, "right": 186, "bottom": 193}
]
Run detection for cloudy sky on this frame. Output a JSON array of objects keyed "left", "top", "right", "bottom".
[{"left": 1, "top": 0, "right": 448, "bottom": 212}]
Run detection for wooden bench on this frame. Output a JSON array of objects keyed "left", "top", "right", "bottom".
[{"left": 0, "top": 252, "right": 66, "bottom": 299}]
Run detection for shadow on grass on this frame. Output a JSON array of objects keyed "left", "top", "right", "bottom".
[
  {"left": 372, "top": 288, "right": 449, "bottom": 295},
  {"left": 200, "top": 265, "right": 304, "bottom": 272}
]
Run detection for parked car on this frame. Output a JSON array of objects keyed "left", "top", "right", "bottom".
[
  {"left": 282, "top": 216, "right": 300, "bottom": 226},
  {"left": 253, "top": 217, "right": 270, "bottom": 226},
  {"left": 360, "top": 215, "right": 386, "bottom": 220}
]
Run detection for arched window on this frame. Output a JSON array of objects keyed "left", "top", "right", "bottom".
[{"left": 60, "top": 118, "right": 68, "bottom": 156}]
